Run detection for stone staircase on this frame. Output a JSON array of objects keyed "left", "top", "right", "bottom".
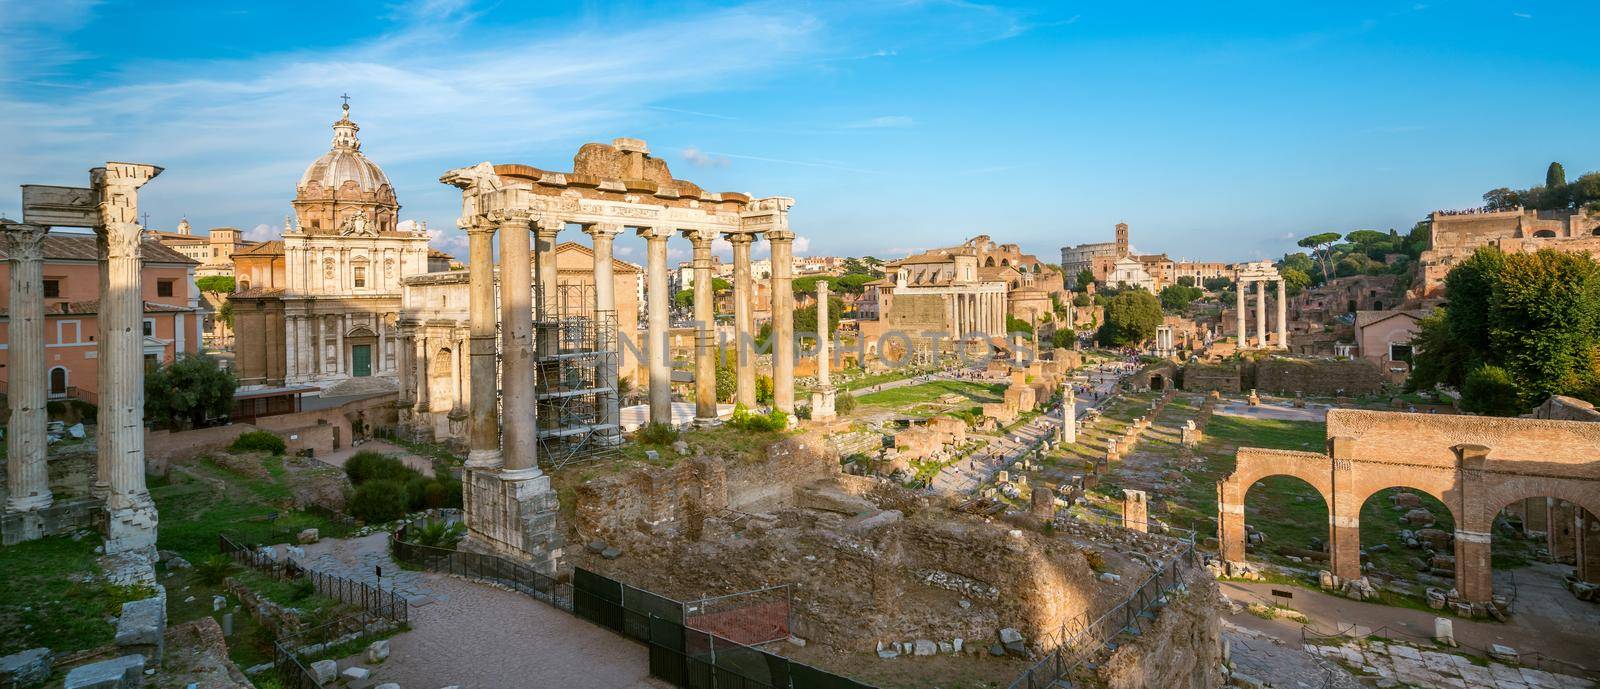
[{"left": 319, "top": 376, "right": 399, "bottom": 399}]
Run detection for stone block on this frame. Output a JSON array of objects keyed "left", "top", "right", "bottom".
[
  {"left": 374, "top": 684, "right": 400, "bottom": 689},
  {"left": 114, "top": 595, "right": 166, "bottom": 662},
  {"left": 364, "top": 639, "right": 390, "bottom": 663},
  {"left": 297, "top": 528, "right": 320, "bottom": 544},
  {"left": 63, "top": 654, "right": 144, "bottom": 689},
  {"left": 913, "top": 639, "right": 936, "bottom": 656},
  {"left": 1432, "top": 617, "right": 1454, "bottom": 647},
  {"left": 1489, "top": 644, "right": 1517, "bottom": 662},
  {"left": 0, "top": 648, "right": 53, "bottom": 688},
  {"left": 342, "top": 666, "right": 371, "bottom": 681},
  {"left": 309, "top": 659, "right": 338, "bottom": 685}
]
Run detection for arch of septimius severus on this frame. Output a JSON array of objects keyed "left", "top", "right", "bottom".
[
  {"left": 3, "top": 163, "right": 162, "bottom": 577},
  {"left": 1219, "top": 409, "right": 1600, "bottom": 609},
  {"left": 436, "top": 138, "right": 796, "bottom": 568}
]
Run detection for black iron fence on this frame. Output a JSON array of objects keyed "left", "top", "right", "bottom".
[
  {"left": 271, "top": 615, "right": 393, "bottom": 689},
  {"left": 218, "top": 533, "right": 408, "bottom": 624},
  {"left": 391, "top": 531, "right": 573, "bottom": 609}
]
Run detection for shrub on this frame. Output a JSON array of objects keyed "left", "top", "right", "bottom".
[
  {"left": 404, "top": 519, "right": 466, "bottom": 549},
  {"left": 835, "top": 392, "right": 857, "bottom": 414},
  {"left": 1080, "top": 549, "right": 1107, "bottom": 573},
  {"left": 194, "top": 554, "right": 238, "bottom": 585},
  {"left": 727, "top": 406, "right": 789, "bottom": 432},
  {"left": 345, "top": 452, "right": 417, "bottom": 485},
  {"left": 348, "top": 479, "right": 410, "bottom": 523},
  {"left": 229, "top": 430, "right": 286, "bottom": 456},
  {"left": 1461, "top": 364, "right": 1523, "bottom": 417},
  {"left": 289, "top": 578, "right": 316, "bottom": 602},
  {"left": 426, "top": 478, "right": 463, "bottom": 509},
  {"left": 404, "top": 474, "right": 433, "bottom": 510},
  {"left": 636, "top": 422, "right": 679, "bottom": 445}
]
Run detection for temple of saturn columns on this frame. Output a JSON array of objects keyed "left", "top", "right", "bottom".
[
  {"left": 2, "top": 163, "right": 162, "bottom": 573},
  {"left": 1233, "top": 260, "right": 1289, "bottom": 350},
  {"left": 437, "top": 138, "right": 797, "bottom": 567}
]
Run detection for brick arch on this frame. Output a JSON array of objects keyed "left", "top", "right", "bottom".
[
  {"left": 1462, "top": 474, "right": 1600, "bottom": 535},
  {"left": 1218, "top": 449, "right": 1334, "bottom": 566}
]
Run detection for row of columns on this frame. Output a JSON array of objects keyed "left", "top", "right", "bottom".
[
  {"left": 285, "top": 313, "right": 393, "bottom": 380},
  {"left": 1234, "top": 277, "right": 1288, "bottom": 350},
  {"left": 949, "top": 290, "right": 1003, "bottom": 338},
  {"left": 394, "top": 328, "right": 466, "bottom": 420},
  {"left": 4, "top": 163, "right": 161, "bottom": 559}
]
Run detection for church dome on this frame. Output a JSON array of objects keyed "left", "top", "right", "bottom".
[{"left": 297, "top": 102, "right": 392, "bottom": 194}]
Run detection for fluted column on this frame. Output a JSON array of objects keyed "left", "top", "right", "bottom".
[
  {"left": 1254, "top": 279, "right": 1266, "bottom": 349},
  {"left": 727, "top": 233, "right": 757, "bottom": 409},
  {"left": 768, "top": 229, "right": 796, "bottom": 414},
  {"left": 1235, "top": 279, "right": 1247, "bottom": 347},
  {"left": 499, "top": 214, "right": 539, "bottom": 475},
  {"left": 684, "top": 229, "right": 717, "bottom": 420},
  {"left": 639, "top": 226, "right": 673, "bottom": 425},
  {"left": 395, "top": 327, "right": 414, "bottom": 417},
  {"left": 584, "top": 223, "right": 622, "bottom": 438},
  {"left": 3, "top": 222, "right": 53, "bottom": 511},
  {"left": 810, "top": 281, "right": 837, "bottom": 421},
  {"left": 94, "top": 162, "right": 160, "bottom": 557},
  {"left": 93, "top": 230, "right": 111, "bottom": 500},
  {"left": 1276, "top": 279, "right": 1288, "bottom": 350},
  {"left": 534, "top": 218, "right": 561, "bottom": 349},
  {"left": 464, "top": 220, "right": 501, "bottom": 468}
]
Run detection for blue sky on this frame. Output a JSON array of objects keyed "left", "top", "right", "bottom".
[{"left": 2, "top": 0, "right": 1596, "bottom": 264}]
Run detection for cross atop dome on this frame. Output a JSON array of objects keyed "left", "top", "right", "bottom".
[{"left": 331, "top": 96, "right": 361, "bottom": 150}]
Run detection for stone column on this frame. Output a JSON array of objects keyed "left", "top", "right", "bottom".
[
  {"left": 533, "top": 218, "right": 561, "bottom": 345},
  {"left": 810, "top": 282, "right": 837, "bottom": 421},
  {"left": 395, "top": 326, "right": 414, "bottom": 422},
  {"left": 94, "top": 162, "right": 161, "bottom": 558},
  {"left": 726, "top": 232, "right": 757, "bottom": 409},
  {"left": 464, "top": 220, "right": 501, "bottom": 468},
  {"left": 684, "top": 229, "right": 717, "bottom": 420},
  {"left": 499, "top": 214, "right": 539, "bottom": 474},
  {"left": 1061, "top": 386, "right": 1077, "bottom": 444},
  {"left": 639, "top": 226, "right": 673, "bottom": 425},
  {"left": 3, "top": 222, "right": 53, "bottom": 511},
  {"left": 93, "top": 230, "right": 111, "bottom": 500},
  {"left": 414, "top": 335, "right": 432, "bottom": 414},
  {"left": 1575, "top": 507, "right": 1600, "bottom": 585},
  {"left": 1454, "top": 529, "right": 1494, "bottom": 602},
  {"left": 336, "top": 315, "right": 346, "bottom": 375},
  {"left": 1276, "top": 279, "right": 1288, "bottom": 350},
  {"left": 768, "top": 230, "right": 796, "bottom": 415},
  {"left": 1235, "top": 279, "right": 1247, "bottom": 347},
  {"left": 450, "top": 340, "right": 464, "bottom": 411},
  {"left": 584, "top": 223, "right": 622, "bottom": 438},
  {"left": 1254, "top": 279, "right": 1267, "bottom": 349}
]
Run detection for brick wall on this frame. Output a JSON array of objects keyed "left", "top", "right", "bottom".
[{"left": 1254, "top": 358, "right": 1383, "bottom": 395}]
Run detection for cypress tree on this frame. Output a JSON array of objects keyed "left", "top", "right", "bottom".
[{"left": 1547, "top": 161, "right": 1567, "bottom": 188}]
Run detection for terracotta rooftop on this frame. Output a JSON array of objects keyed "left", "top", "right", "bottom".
[
  {"left": 236, "top": 240, "right": 285, "bottom": 256},
  {"left": 0, "top": 299, "right": 195, "bottom": 317},
  {"left": 0, "top": 233, "right": 197, "bottom": 265}
]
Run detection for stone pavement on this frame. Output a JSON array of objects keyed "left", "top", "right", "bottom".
[
  {"left": 1226, "top": 623, "right": 1362, "bottom": 689},
  {"left": 1303, "top": 640, "right": 1594, "bottom": 689},
  {"left": 303, "top": 532, "right": 668, "bottom": 689}
]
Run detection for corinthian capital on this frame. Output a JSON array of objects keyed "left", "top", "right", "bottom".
[
  {"left": 534, "top": 215, "right": 565, "bottom": 236},
  {"left": 680, "top": 227, "right": 718, "bottom": 247},
  {"left": 765, "top": 229, "right": 796, "bottom": 244},
  {"left": 0, "top": 223, "right": 50, "bottom": 263},
  {"left": 583, "top": 222, "right": 623, "bottom": 240}
]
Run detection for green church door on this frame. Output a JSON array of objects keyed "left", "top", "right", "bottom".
[{"left": 352, "top": 344, "right": 372, "bottom": 377}]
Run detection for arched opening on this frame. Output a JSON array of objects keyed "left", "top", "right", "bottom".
[
  {"left": 1347, "top": 299, "right": 1357, "bottom": 314},
  {"left": 428, "top": 347, "right": 453, "bottom": 410},
  {"left": 48, "top": 367, "right": 68, "bottom": 397},
  {"left": 984, "top": 257, "right": 996, "bottom": 268},
  {"left": 1358, "top": 487, "right": 1456, "bottom": 587},
  {"left": 1489, "top": 496, "right": 1600, "bottom": 606},
  {"left": 1149, "top": 373, "right": 1165, "bottom": 390},
  {"left": 1532, "top": 230, "right": 1557, "bottom": 238},
  {"left": 1372, "top": 300, "right": 1383, "bottom": 311},
  {"left": 1244, "top": 475, "right": 1330, "bottom": 568}
]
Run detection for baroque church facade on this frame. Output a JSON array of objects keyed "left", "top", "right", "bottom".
[{"left": 232, "top": 102, "right": 433, "bottom": 393}]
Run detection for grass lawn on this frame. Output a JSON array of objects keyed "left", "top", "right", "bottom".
[
  {"left": 0, "top": 535, "right": 155, "bottom": 656},
  {"left": 153, "top": 457, "right": 354, "bottom": 563},
  {"left": 1162, "top": 413, "right": 1327, "bottom": 543},
  {"left": 855, "top": 380, "right": 1004, "bottom": 410}
]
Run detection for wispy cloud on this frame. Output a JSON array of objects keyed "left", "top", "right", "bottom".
[
  {"left": 0, "top": 1, "right": 821, "bottom": 250},
  {"left": 1512, "top": 11, "right": 1532, "bottom": 19},
  {"left": 681, "top": 146, "right": 731, "bottom": 168},
  {"left": 706, "top": 151, "right": 882, "bottom": 175},
  {"left": 842, "top": 115, "right": 916, "bottom": 129},
  {"left": 647, "top": 105, "right": 738, "bottom": 121}
]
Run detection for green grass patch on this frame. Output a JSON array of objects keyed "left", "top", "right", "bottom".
[
  {"left": 0, "top": 535, "right": 156, "bottom": 656},
  {"left": 855, "top": 380, "right": 1005, "bottom": 409}
]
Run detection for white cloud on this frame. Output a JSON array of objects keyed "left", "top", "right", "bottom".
[
  {"left": 1511, "top": 11, "right": 1532, "bottom": 19},
  {"left": 0, "top": 1, "right": 822, "bottom": 259},
  {"left": 842, "top": 115, "right": 916, "bottom": 129},
  {"left": 681, "top": 146, "right": 731, "bottom": 168},
  {"left": 245, "top": 223, "right": 277, "bottom": 241},
  {"left": 793, "top": 235, "right": 811, "bottom": 254}
]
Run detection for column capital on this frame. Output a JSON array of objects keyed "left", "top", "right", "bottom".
[
  {"left": 681, "top": 227, "right": 718, "bottom": 247},
  {"left": 723, "top": 231, "right": 756, "bottom": 246},
  {"left": 464, "top": 217, "right": 499, "bottom": 236},
  {"left": 636, "top": 225, "right": 673, "bottom": 241},
  {"left": 533, "top": 215, "right": 564, "bottom": 236},
  {"left": 583, "top": 222, "right": 623, "bottom": 240},
  {"left": 766, "top": 229, "right": 796, "bottom": 244},
  {"left": 0, "top": 223, "right": 50, "bottom": 262},
  {"left": 488, "top": 209, "right": 533, "bottom": 227}
]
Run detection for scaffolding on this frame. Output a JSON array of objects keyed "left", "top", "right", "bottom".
[{"left": 533, "top": 281, "right": 622, "bottom": 469}]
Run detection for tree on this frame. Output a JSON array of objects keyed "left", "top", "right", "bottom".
[
  {"left": 714, "top": 354, "right": 737, "bottom": 402},
  {"left": 145, "top": 354, "right": 238, "bottom": 430},
  {"left": 794, "top": 296, "right": 844, "bottom": 339},
  {"left": 1406, "top": 308, "right": 1465, "bottom": 392},
  {"left": 195, "top": 275, "right": 235, "bottom": 294},
  {"left": 1158, "top": 284, "right": 1202, "bottom": 311},
  {"left": 1202, "top": 276, "right": 1233, "bottom": 292},
  {"left": 1280, "top": 267, "right": 1310, "bottom": 297},
  {"left": 1485, "top": 249, "right": 1600, "bottom": 404},
  {"left": 1051, "top": 328, "right": 1076, "bottom": 349},
  {"left": 1075, "top": 268, "right": 1095, "bottom": 290},
  {"left": 1297, "top": 232, "right": 1342, "bottom": 282},
  {"left": 1177, "top": 275, "right": 1196, "bottom": 287},
  {"left": 1482, "top": 187, "right": 1523, "bottom": 211},
  {"left": 1072, "top": 293, "right": 1092, "bottom": 308},
  {"left": 1547, "top": 161, "right": 1567, "bottom": 189},
  {"left": 1460, "top": 365, "right": 1523, "bottom": 417},
  {"left": 1095, "top": 291, "right": 1161, "bottom": 346},
  {"left": 1006, "top": 316, "right": 1034, "bottom": 335},
  {"left": 217, "top": 300, "right": 234, "bottom": 328}
]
